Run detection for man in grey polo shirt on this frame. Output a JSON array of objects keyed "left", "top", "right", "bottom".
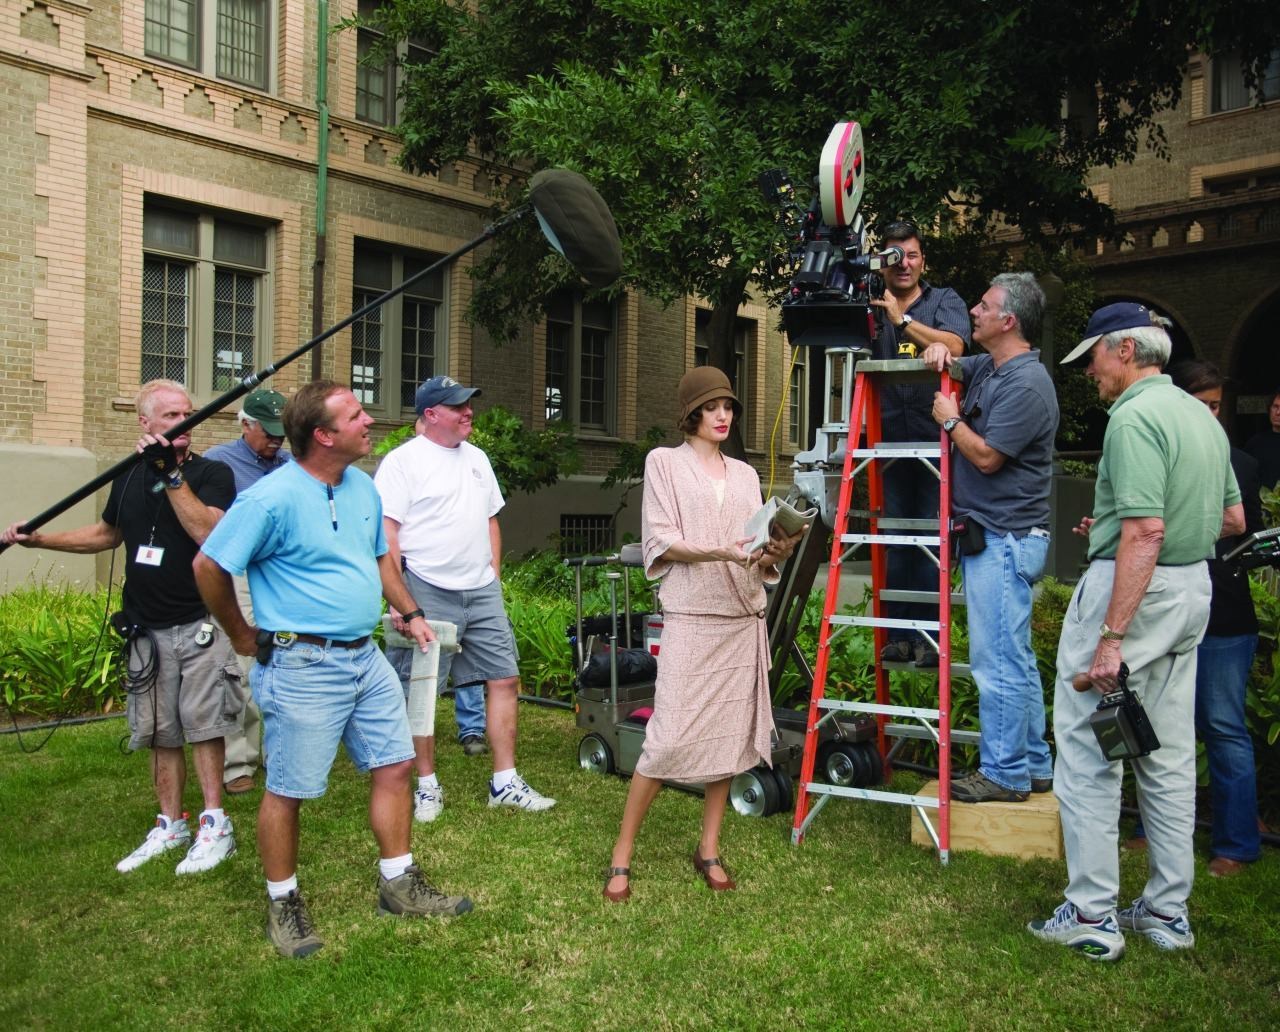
[
  {"left": 205, "top": 389, "right": 290, "bottom": 795},
  {"left": 923, "top": 273, "right": 1059, "bottom": 803}
]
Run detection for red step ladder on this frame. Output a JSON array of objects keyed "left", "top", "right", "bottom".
[{"left": 790, "top": 359, "right": 961, "bottom": 862}]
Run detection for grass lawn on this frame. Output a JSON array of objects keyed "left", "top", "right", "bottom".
[{"left": 1, "top": 701, "right": 1277, "bottom": 1031}]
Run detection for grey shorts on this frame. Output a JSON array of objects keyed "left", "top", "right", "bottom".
[
  {"left": 126, "top": 617, "right": 243, "bottom": 750},
  {"left": 403, "top": 572, "right": 520, "bottom": 688}
]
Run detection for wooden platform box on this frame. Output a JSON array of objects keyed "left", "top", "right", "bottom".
[{"left": 909, "top": 780, "right": 1063, "bottom": 861}]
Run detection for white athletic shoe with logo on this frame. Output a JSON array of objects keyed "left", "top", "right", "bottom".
[
  {"left": 414, "top": 784, "right": 445, "bottom": 823},
  {"left": 175, "top": 813, "right": 236, "bottom": 875},
  {"left": 488, "top": 774, "right": 556, "bottom": 811},
  {"left": 117, "top": 814, "right": 192, "bottom": 873}
]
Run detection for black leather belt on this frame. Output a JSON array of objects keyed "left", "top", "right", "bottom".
[{"left": 278, "top": 632, "right": 370, "bottom": 649}]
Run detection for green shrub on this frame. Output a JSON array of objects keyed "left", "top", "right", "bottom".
[{"left": 0, "top": 582, "right": 126, "bottom": 718}]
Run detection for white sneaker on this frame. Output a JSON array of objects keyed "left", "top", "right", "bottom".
[
  {"left": 175, "top": 813, "right": 236, "bottom": 875},
  {"left": 1117, "top": 897, "right": 1196, "bottom": 951},
  {"left": 488, "top": 774, "right": 556, "bottom": 812},
  {"left": 117, "top": 815, "right": 191, "bottom": 873},
  {"left": 414, "top": 784, "right": 445, "bottom": 823},
  {"left": 1027, "top": 901, "right": 1125, "bottom": 962}
]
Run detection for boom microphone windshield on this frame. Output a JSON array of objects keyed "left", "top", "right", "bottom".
[{"left": 529, "top": 169, "right": 623, "bottom": 289}]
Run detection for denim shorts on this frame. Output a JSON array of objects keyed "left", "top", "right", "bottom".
[
  {"left": 403, "top": 573, "right": 520, "bottom": 688},
  {"left": 251, "top": 639, "right": 413, "bottom": 799}
]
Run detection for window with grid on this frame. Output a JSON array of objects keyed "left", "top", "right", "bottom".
[
  {"left": 1212, "top": 47, "right": 1280, "bottom": 113},
  {"left": 694, "top": 309, "right": 753, "bottom": 397},
  {"left": 544, "top": 290, "right": 616, "bottom": 432},
  {"left": 788, "top": 349, "right": 807, "bottom": 447},
  {"left": 356, "top": 0, "right": 433, "bottom": 126},
  {"left": 144, "top": 1, "right": 271, "bottom": 90},
  {"left": 351, "top": 242, "right": 447, "bottom": 417},
  {"left": 142, "top": 201, "right": 269, "bottom": 396},
  {"left": 559, "top": 514, "right": 614, "bottom": 556}
]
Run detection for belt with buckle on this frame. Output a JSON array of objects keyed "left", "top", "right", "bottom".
[{"left": 275, "top": 632, "right": 370, "bottom": 649}]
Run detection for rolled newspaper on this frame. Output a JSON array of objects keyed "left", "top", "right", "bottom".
[{"left": 382, "top": 617, "right": 460, "bottom": 737}]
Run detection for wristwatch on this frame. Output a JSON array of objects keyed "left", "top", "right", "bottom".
[
  {"left": 164, "top": 467, "right": 184, "bottom": 490},
  {"left": 1100, "top": 622, "right": 1126, "bottom": 641},
  {"left": 402, "top": 609, "right": 426, "bottom": 623},
  {"left": 941, "top": 416, "right": 962, "bottom": 434},
  {"left": 897, "top": 314, "right": 914, "bottom": 332}
]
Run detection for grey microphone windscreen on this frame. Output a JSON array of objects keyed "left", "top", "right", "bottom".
[{"left": 528, "top": 169, "right": 623, "bottom": 289}]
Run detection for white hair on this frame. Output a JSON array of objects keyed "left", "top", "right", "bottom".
[
  {"left": 135, "top": 379, "right": 190, "bottom": 419},
  {"left": 1101, "top": 323, "right": 1171, "bottom": 369}
]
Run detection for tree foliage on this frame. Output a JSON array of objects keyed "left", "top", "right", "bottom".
[
  {"left": 365, "top": 0, "right": 1278, "bottom": 438},
  {"left": 373, "top": 405, "right": 581, "bottom": 496}
]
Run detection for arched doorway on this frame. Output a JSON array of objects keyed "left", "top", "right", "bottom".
[{"left": 1229, "top": 289, "right": 1280, "bottom": 445}]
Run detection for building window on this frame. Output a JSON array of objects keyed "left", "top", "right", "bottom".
[
  {"left": 351, "top": 243, "right": 446, "bottom": 417},
  {"left": 788, "top": 349, "right": 808, "bottom": 447},
  {"left": 142, "top": 201, "right": 269, "bottom": 396},
  {"left": 545, "top": 290, "right": 616, "bottom": 432},
  {"left": 694, "top": 309, "right": 752, "bottom": 397},
  {"left": 144, "top": 0, "right": 271, "bottom": 90},
  {"left": 355, "top": 0, "right": 433, "bottom": 126},
  {"left": 559, "top": 514, "right": 614, "bottom": 556},
  {"left": 1212, "top": 47, "right": 1280, "bottom": 113}
]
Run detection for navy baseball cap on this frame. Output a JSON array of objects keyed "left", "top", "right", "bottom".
[
  {"left": 1061, "top": 302, "right": 1153, "bottom": 364},
  {"left": 414, "top": 376, "right": 481, "bottom": 414}
]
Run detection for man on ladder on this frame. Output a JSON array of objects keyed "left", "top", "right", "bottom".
[
  {"left": 868, "top": 220, "right": 971, "bottom": 667},
  {"left": 921, "top": 273, "right": 1059, "bottom": 803}
]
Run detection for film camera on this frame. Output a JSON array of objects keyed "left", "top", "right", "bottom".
[
  {"left": 1085, "top": 663, "right": 1161, "bottom": 762},
  {"left": 760, "top": 121, "right": 904, "bottom": 351}
]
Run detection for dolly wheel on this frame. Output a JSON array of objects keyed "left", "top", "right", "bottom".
[
  {"left": 817, "top": 742, "right": 864, "bottom": 787},
  {"left": 858, "top": 740, "right": 885, "bottom": 786},
  {"left": 770, "top": 767, "right": 794, "bottom": 812},
  {"left": 730, "top": 765, "right": 780, "bottom": 818},
  {"left": 578, "top": 733, "right": 615, "bottom": 775}
]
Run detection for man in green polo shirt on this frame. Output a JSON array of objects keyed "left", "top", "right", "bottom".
[{"left": 1027, "top": 303, "right": 1243, "bottom": 962}]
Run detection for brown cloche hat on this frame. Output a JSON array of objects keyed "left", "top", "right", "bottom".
[{"left": 677, "top": 366, "right": 741, "bottom": 425}]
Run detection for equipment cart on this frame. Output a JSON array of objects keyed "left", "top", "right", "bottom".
[{"left": 567, "top": 546, "right": 881, "bottom": 817}]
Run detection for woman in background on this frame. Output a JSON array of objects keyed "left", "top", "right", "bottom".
[{"left": 603, "top": 367, "right": 803, "bottom": 902}]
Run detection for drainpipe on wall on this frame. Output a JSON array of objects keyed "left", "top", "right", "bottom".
[{"left": 311, "top": 0, "right": 331, "bottom": 378}]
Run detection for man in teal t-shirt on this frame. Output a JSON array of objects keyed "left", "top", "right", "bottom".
[
  {"left": 1027, "top": 303, "right": 1243, "bottom": 963},
  {"left": 195, "top": 380, "right": 473, "bottom": 959}
]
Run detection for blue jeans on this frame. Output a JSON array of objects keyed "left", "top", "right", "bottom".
[
  {"left": 450, "top": 682, "right": 487, "bottom": 741},
  {"left": 1194, "top": 633, "right": 1261, "bottom": 861},
  {"left": 882, "top": 459, "right": 939, "bottom": 644},
  {"left": 253, "top": 639, "right": 414, "bottom": 799},
  {"left": 962, "top": 527, "right": 1052, "bottom": 793}
]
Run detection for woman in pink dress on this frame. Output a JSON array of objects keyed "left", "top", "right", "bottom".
[{"left": 604, "top": 367, "right": 803, "bottom": 901}]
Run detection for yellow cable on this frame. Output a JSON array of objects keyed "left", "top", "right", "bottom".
[{"left": 767, "top": 345, "right": 803, "bottom": 497}]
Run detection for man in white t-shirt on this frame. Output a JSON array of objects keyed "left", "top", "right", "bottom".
[{"left": 375, "top": 376, "right": 556, "bottom": 821}]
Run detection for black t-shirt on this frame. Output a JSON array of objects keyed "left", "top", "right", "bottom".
[
  {"left": 102, "top": 454, "right": 235, "bottom": 629},
  {"left": 871, "top": 281, "right": 972, "bottom": 441},
  {"left": 1243, "top": 430, "right": 1280, "bottom": 490},
  {"left": 1206, "top": 448, "right": 1262, "bottom": 637}
]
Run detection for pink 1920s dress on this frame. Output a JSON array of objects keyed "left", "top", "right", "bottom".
[{"left": 636, "top": 443, "right": 777, "bottom": 783}]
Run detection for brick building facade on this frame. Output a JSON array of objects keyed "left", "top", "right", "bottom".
[
  {"left": 0, "top": 1, "right": 804, "bottom": 586},
  {"left": 1083, "top": 49, "right": 1280, "bottom": 440}
]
